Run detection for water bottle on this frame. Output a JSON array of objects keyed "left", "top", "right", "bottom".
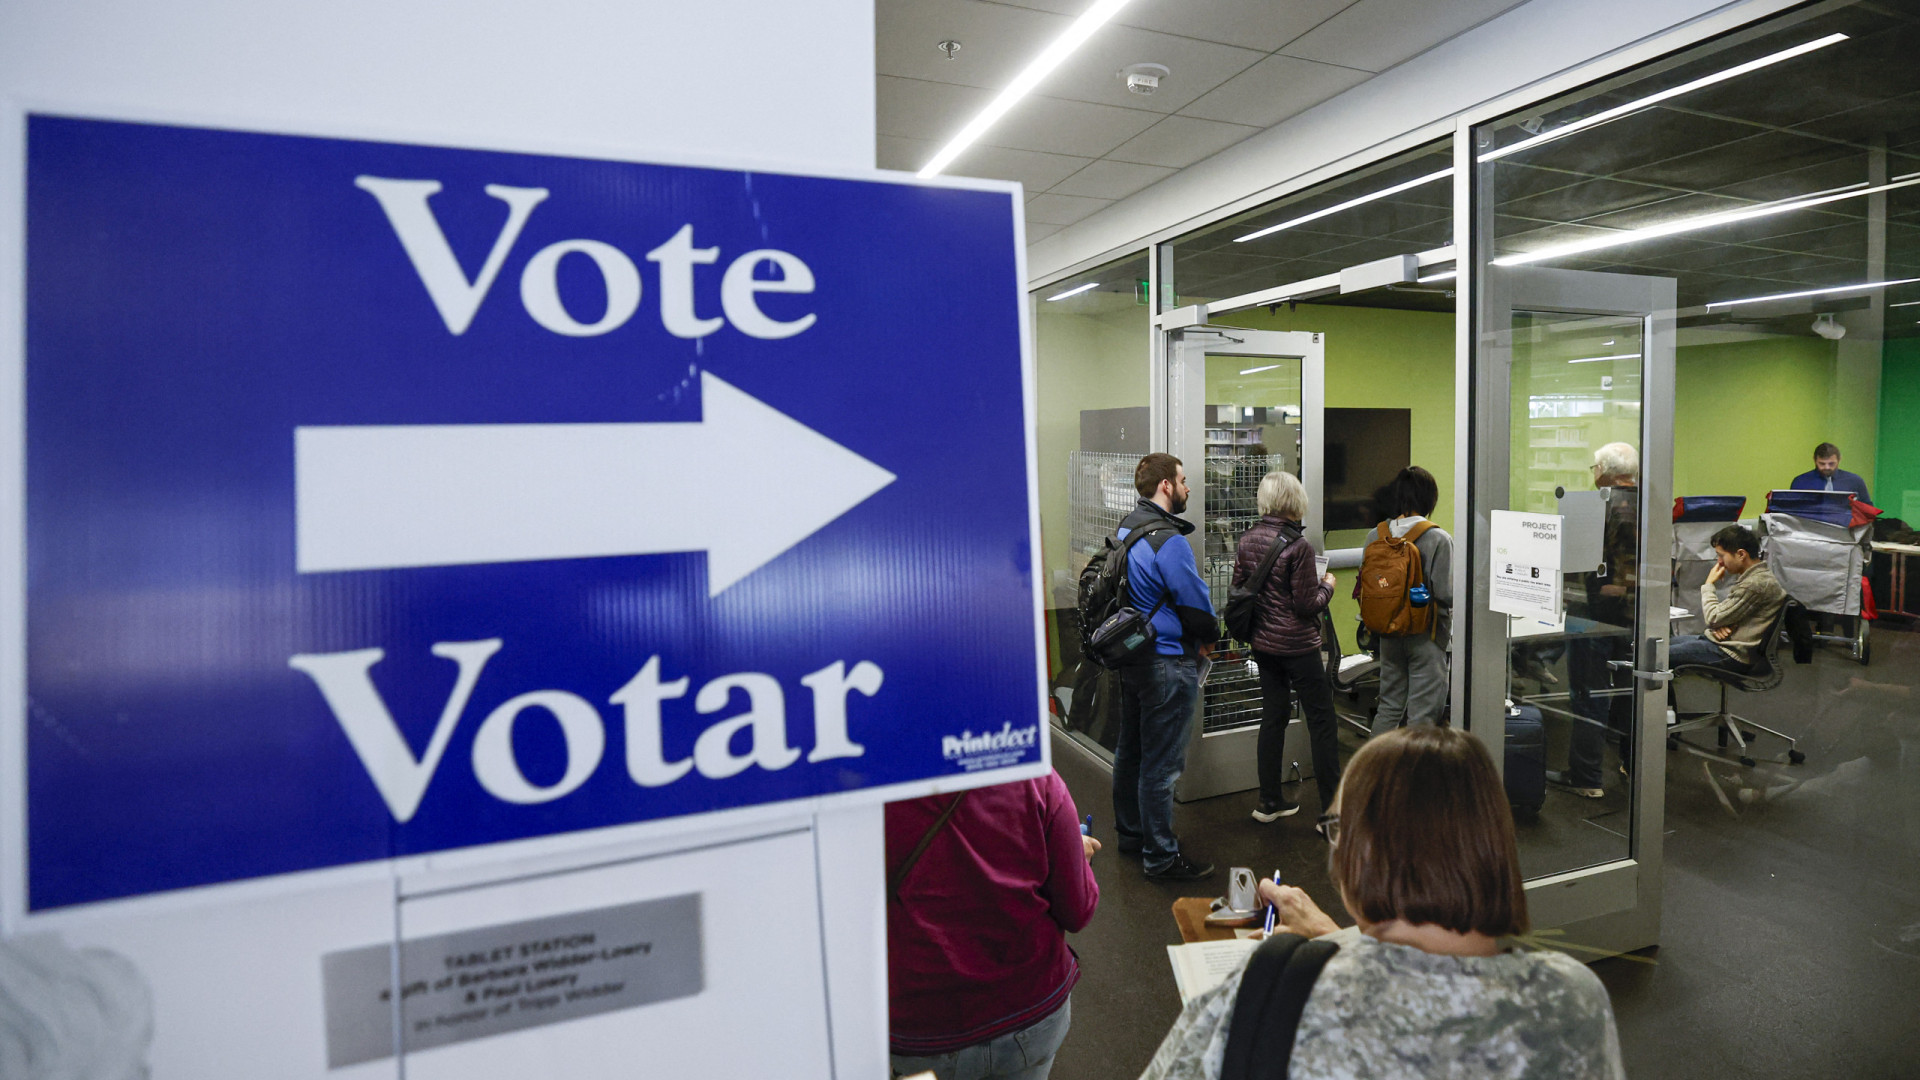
[{"left": 1409, "top": 583, "right": 1431, "bottom": 607}]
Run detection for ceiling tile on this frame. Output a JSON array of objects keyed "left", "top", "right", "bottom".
[
  {"left": 1027, "top": 221, "right": 1064, "bottom": 243},
  {"left": 1039, "top": 26, "right": 1266, "bottom": 115},
  {"left": 1283, "top": 0, "right": 1528, "bottom": 73},
  {"left": 1179, "top": 53, "right": 1371, "bottom": 128},
  {"left": 876, "top": 75, "right": 993, "bottom": 142},
  {"left": 880, "top": 134, "right": 1091, "bottom": 191},
  {"left": 994, "top": 0, "right": 1362, "bottom": 53},
  {"left": 1049, "top": 159, "right": 1179, "bottom": 199},
  {"left": 877, "top": 1, "right": 1068, "bottom": 90},
  {"left": 1106, "top": 114, "right": 1262, "bottom": 168},
  {"left": 983, "top": 95, "right": 1162, "bottom": 158},
  {"left": 1026, "top": 192, "right": 1114, "bottom": 226}
]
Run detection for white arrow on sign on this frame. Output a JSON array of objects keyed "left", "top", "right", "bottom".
[{"left": 295, "top": 371, "right": 896, "bottom": 595}]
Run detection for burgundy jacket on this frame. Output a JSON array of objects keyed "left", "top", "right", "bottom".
[
  {"left": 884, "top": 771, "right": 1098, "bottom": 1055},
  {"left": 1232, "top": 515, "right": 1333, "bottom": 656}
]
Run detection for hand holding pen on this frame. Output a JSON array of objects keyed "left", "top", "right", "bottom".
[{"left": 1262, "top": 870, "right": 1280, "bottom": 935}]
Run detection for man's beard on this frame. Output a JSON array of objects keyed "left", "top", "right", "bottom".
[{"left": 1169, "top": 493, "right": 1188, "bottom": 515}]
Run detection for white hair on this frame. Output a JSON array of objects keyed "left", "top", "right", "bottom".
[
  {"left": 1257, "top": 470, "right": 1309, "bottom": 520},
  {"left": 1594, "top": 441, "right": 1638, "bottom": 481}
]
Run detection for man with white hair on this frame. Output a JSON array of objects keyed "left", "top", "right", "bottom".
[{"left": 1549, "top": 441, "right": 1639, "bottom": 799}]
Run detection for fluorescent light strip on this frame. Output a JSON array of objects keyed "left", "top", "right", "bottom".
[
  {"left": 1417, "top": 270, "right": 1457, "bottom": 283},
  {"left": 1046, "top": 282, "right": 1099, "bottom": 301},
  {"left": 1568, "top": 352, "right": 1641, "bottom": 364},
  {"left": 1480, "top": 33, "right": 1849, "bottom": 163},
  {"left": 1239, "top": 364, "right": 1283, "bottom": 375},
  {"left": 1704, "top": 277, "right": 1920, "bottom": 309},
  {"left": 1234, "top": 168, "right": 1453, "bottom": 243},
  {"left": 1888, "top": 298, "right": 1920, "bottom": 308},
  {"left": 1493, "top": 175, "right": 1920, "bottom": 267},
  {"left": 918, "top": 0, "right": 1135, "bottom": 178}
]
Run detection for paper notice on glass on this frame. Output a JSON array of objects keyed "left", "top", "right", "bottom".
[
  {"left": 1491, "top": 511, "right": 1564, "bottom": 620},
  {"left": 1166, "top": 939, "right": 1258, "bottom": 1003}
]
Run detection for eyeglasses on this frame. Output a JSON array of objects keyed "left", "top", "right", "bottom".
[{"left": 1317, "top": 812, "right": 1340, "bottom": 845}]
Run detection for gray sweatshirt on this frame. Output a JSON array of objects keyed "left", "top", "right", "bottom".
[{"left": 1389, "top": 515, "right": 1454, "bottom": 651}]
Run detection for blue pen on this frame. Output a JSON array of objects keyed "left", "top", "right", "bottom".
[
  {"left": 1081, "top": 814, "right": 1093, "bottom": 836},
  {"left": 1262, "top": 870, "right": 1281, "bottom": 935}
]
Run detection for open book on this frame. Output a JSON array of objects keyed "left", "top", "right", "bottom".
[{"left": 1165, "top": 938, "right": 1257, "bottom": 1004}]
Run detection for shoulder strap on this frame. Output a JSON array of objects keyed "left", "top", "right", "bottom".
[
  {"left": 1119, "top": 520, "right": 1178, "bottom": 617},
  {"left": 1247, "top": 524, "right": 1302, "bottom": 597},
  {"left": 1402, "top": 519, "right": 1437, "bottom": 544},
  {"left": 1221, "top": 934, "right": 1340, "bottom": 1080},
  {"left": 889, "top": 792, "right": 966, "bottom": 902}
]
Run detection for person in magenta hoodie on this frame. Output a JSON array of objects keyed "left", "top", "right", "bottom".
[{"left": 885, "top": 771, "right": 1100, "bottom": 1080}]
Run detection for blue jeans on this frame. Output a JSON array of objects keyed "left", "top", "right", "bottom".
[
  {"left": 890, "top": 997, "right": 1071, "bottom": 1080},
  {"left": 1113, "top": 654, "right": 1200, "bottom": 873},
  {"left": 1669, "top": 633, "right": 1751, "bottom": 673}
]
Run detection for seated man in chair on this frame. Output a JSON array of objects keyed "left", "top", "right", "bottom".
[{"left": 1675, "top": 524, "right": 1786, "bottom": 673}]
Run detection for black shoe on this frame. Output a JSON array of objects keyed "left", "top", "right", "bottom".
[
  {"left": 1251, "top": 799, "right": 1300, "bottom": 823},
  {"left": 1146, "top": 854, "right": 1216, "bottom": 882}
]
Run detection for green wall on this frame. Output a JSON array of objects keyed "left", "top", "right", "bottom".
[
  {"left": 1672, "top": 335, "right": 1845, "bottom": 516},
  {"left": 1876, "top": 337, "right": 1920, "bottom": 523}
]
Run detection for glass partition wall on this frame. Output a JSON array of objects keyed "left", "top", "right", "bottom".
[
  {"left": 1034, "top": 253, "right": 1152, "bottom": 757},
  {"left": 1035, "top": 0, "right": 1920, "bottom": 972},
  {"left": 1469, "top": 0, "right": 1920, "bottom": 955}
]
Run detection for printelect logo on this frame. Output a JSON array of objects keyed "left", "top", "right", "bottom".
[{"left": 942, "top": 722, "right": 1039, "bottom": 760}]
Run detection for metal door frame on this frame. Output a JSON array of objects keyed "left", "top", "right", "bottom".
[
  {"left": 1160, "top": 326, "right": 1324, "bottom": 800},
  {"left": 1472, "top": 264, "right": 1676, "bottom": 954}
]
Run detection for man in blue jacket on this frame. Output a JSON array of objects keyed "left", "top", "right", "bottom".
[
  {"left": 1791, "top": 442, "right": 1872, "bottom": 505},
  {"left": 1112, "top": 453, "right": 1220, "bottom": 881}
]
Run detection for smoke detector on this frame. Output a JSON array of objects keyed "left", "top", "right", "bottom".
[{"left": 1120, "top": 62, "right": 1169, "bottom": 96}]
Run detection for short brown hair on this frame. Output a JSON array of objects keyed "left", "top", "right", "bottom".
[
  {"left": 1814, "top": 442, "right": 1840, "bottom": 460},
  {"left": 1135, "top": 453, "right": 1183, "bottom": 498},
  {"left": 1329, "top": 727, "right": 1528, "bottom": 937}
]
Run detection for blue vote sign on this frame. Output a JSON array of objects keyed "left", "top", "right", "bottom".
[{"left": 22, "top": 115, "right": 1041, "bottom": 911}]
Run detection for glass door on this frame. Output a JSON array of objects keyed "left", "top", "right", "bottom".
[
  {"left": 1162, "top": 326, "right": 1325, "bottom": 800},
  {"left": 1471, "top": 266, "right": 1676, "bottom": 955}
]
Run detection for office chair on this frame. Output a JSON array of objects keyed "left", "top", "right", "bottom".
[{"left": 1666, "top": 601, "right": 1806, "bottom": 768}]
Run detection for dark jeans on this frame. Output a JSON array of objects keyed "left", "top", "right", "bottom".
[
  {"left": 1113, "top": 654, "right": 1200, "bottom": 874},
  {"left": 1566, "top": 634, "right": 1633, "bottom": 790},
  {"left": 1252, "top": 650, "right": 1342, "bottom": 810}
]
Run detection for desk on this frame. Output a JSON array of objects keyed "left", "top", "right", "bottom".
[
  {"left": 1872, "top": 541, "right": 1920, "bottom": 617},
  {"left": 1171, "top": 897, "right": 1247, "bottom": 943}
]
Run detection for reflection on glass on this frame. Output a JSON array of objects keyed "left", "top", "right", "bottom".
[
  {"left": 1506, "top": 311, "right": 1643, "bottom": 879},
  {"left": 1034, "top": 253, "right": 1151, "bottom": 756}
]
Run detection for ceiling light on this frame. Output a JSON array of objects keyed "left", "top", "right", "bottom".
[
  {"left": 1234, "top": 168, "right": 1453, "bottom": 243},
  {"left": 1417, "top": 270, "right": 1457, "bottom": 283},
  {"left": 1568, "top": 352, "right": 1640, "bottom": 364},
  {"left": 1479, "top": 33, "right": 1849, "bottom": 163},
  {"left": 1888, "top": 299, "right": 1920, "bottom": 308},
  {"left": 1811, "top": 313, "right": 1847, "bottom": 340},
  {"left": 1046, "top": 282, "right": 1099, "bottom": 301},
  {"left": 918, "top": 0, "right": 1137, "bottom": 178},
  {"left": 1492, "top": 175, "right": 1920, "bottom": 267},
  {"left": 1703, "top": 277, "right": 1920, "bottom": 309},
  {"left": 1239, "top": 363, "right": 1283, "bottom": 375}
]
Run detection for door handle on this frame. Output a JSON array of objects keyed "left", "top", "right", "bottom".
[{"left": 1607, "top": 659, "right": 1673, "bottom": 682}]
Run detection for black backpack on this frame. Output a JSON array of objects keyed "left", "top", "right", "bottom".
[
  {"left": 1078, "top": 521, "right": 1175, "bottom": 669},
  {"left": 1220, "top": 933, "right": 1340, "bottom": 1080}
]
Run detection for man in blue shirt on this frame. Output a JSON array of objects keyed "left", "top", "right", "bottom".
[
  {"left": 1111, "top": 453, "right": 1220, "bottom": 881},
  {"left": 1791, "top": 442, "right": 1873, "bottom": 505}
]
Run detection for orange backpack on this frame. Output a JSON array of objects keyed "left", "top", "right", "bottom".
[{"left": 1358, "top": 520, "right": 1436, "bottom": 637}]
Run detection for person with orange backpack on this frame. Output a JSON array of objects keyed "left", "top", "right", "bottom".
[{"left": 1359, "top": 466, "right": 1454, "bottom": 735}]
